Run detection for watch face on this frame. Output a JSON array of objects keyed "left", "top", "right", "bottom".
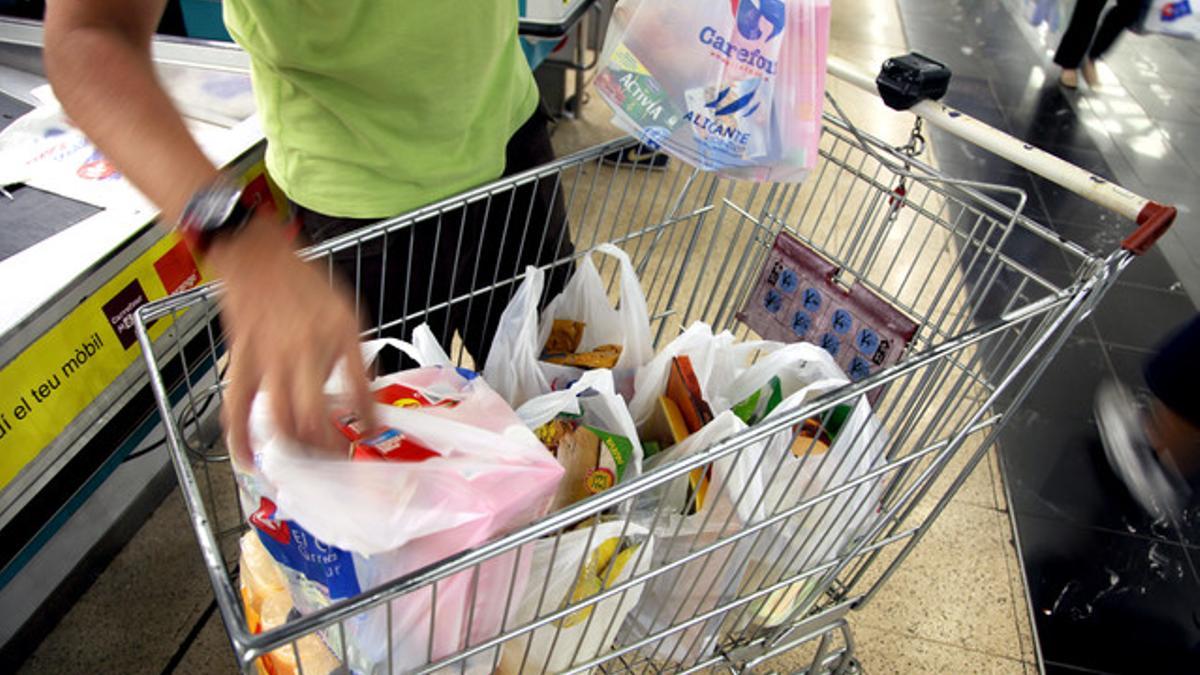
[{"left": 185, "top": 181, "right": 243, "bottom": 233}]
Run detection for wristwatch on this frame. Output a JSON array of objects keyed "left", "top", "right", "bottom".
[{"left": 177, "top": 175, "right": 259, "bottom": 254}]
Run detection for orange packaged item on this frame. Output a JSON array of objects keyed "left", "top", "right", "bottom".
[
  {"left": 544, "top": 344, "right": 623, "bottom": 369},
  {"left": 257, "top": 592, "right": 341, "bottom": 675},
  {"left": 239, "top": 533, "right": 341, "bottom": 675},
  {"left": 332, "top": 381, "right": 457, "bottom": 461},
  {"left": 544, "top": 319, "right": 587, "bottom": 355},
  {"left": 665, "top": 356, "right": 713, "bottom": 434},
  {"left": 373, "top": 383, "right": 461, "bottom": 409},
  {"left": 789, "top": 417, "right": 833, "bottom": 457},
  {"left": 643, "top": 395, "right": 689, "bottom": 450},
  {"left": 664, "top": 356, "right": 714, "bottom": 515}
]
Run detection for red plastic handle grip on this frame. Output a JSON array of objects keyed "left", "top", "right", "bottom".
[{"left": 1122, "top": 201, "right": 1178, "bottom": 255}]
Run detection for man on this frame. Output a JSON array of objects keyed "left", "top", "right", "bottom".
[{"left": 44, "top": 1, "right": 572, "bottom": 464}]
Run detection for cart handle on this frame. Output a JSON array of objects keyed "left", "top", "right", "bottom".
[{"left": 826, "top": 55, "right": 1178, "bottom": 255}]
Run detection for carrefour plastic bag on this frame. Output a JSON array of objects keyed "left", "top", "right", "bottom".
[
  {"left": 595, "top": 0, "right": 831, "bottom": 181},
  {"left": 485, "top": 244, "right": 654, "bottom": 407},
  {"left": 236, "top": 328, "right": 563, "bottom": 674},
  {"left": 713, "top": 341, "right": 888, "bottom": 630},
  {"left": 498, "top": 520, "right": 654, "bottom": 673},
  {"left": 517, "top": 369, "right": 646, "bottom": 511}
]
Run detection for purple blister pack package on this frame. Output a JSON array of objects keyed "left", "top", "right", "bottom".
[{"left": 738, "top": 232, "right": 918, "bottom": 402}]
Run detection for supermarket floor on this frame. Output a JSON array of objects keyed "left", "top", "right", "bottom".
[{"left": 13, "top": 1, "right": 1200, "bottom": 674}]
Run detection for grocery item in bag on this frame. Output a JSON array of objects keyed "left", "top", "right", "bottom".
[
  {"left": 519, "top": 369, "right": 646, "bottom": 511},
  {"left": 596, "top": 0, "right": 832, "bottom": 181},
  {"left": 238, "top": 533, "right": 341, "bottom": 675},
  {"left": 499, "top": 521, "right": 654, "bottom": 674},
  {"left": 712, "top": 341, "right": 888, "bottom": 630},
  {"left": 622, "top": 411, "right": 765, "bottom": 660},
  {"left": 486, "top": 245, "right": 654, "bottom": 406}
]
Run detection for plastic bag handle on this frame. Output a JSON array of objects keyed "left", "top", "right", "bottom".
[
  {"left": 515, "top": 368, "right": 617, "bottom": 429},
  {"left": 594, "top": 243, "right": 654, "bottom": 363},
  {"left": 360, "top": 324, "right": 453, "bottom": 371}
]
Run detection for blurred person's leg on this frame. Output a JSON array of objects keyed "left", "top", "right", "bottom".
[
  {"left": 1089, "top": 0, "right": 1142, "bottom": 61},
  {"left": 1096, "top": 315, "right": 1200, "bottom": 519},
  {"left": 1054, "top": 0, "right": 1105, "bottom": 86},
  {"left": 1079, "top": 0, "right": 1142, "bottom": 84}
]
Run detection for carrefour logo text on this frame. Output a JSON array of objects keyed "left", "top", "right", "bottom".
[{"left": 699, "top": 27, "right": 778, "bottom": 75}]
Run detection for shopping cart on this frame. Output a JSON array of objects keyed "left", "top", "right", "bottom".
[{"left": 135, "top": 54, "right": 1176, "bottom": 674}]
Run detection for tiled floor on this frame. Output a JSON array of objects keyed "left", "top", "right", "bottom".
[{"left": 18, "top": 0, "right": 1200, "bottom": 674}]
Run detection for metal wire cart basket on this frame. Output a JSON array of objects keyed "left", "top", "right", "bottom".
[{"left": 135, "top": 56, "right": 1176, "bottom": 674}]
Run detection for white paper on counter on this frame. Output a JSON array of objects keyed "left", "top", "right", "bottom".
[{"left": 0, "top": 111, "right": 264, "bottom": 335}]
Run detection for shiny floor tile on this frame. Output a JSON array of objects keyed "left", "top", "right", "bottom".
[{"left": 1016, "top": 514, "right": 1200, "bottom": 673}]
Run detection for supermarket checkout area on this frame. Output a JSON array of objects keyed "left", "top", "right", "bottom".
[{"left": 0, "top": 3, "right": 604, "bottom": 667}]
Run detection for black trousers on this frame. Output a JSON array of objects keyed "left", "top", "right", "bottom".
[
  {"left": 1053, "top": 0, "right": 1142, "bottom": 68},
  {"left": 297, "top": 106, "right": 574, "bottom": 372}
]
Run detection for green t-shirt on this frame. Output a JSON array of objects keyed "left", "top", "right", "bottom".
[{"left": 224, "top": 2, "right": 539, "bottom": 218}]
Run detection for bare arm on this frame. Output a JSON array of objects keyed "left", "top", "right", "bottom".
[
  {"left": 45, "top": 0, "right": 373, "bottom": 462},
  {"left": 45, "top": 0, "right": 216, "bottom": 222}
]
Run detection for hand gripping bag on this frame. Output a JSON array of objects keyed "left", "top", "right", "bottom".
[{"left": 236, "top": 327, "right": 564, "bottom": 674}]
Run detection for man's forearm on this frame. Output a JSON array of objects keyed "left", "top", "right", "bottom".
[{"left": 45, "top": 6, "right": 218, "bottom": 224}]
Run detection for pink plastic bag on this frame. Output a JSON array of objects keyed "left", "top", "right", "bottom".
[
  {"left": 595, "top": 0, "right": 831, "bottom": 182},
  {"left": 236, "top": 330, "right": 563, "bottom": 674}
]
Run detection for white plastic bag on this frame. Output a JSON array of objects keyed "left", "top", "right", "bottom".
[
  {"left": 621, "top": 410, "right": 766, "bottom": 659},
  {"left": 627, "top": 321, "right": 740, "bottom": 428},
  {"left": 499, "top": 520, "right": 654, "bottom": 673},
  {"left": 713, "top": 342, "right": 888, "bottom": 630},
  {"left": 517, "top": 369, "right": 646, "bottom": 510},
  {"left": 485, "top": 244, "right": 654, "bottom": 407},
  {"left": 0, "top": 86, "right": 150, "bottom": 210},
  {"left": 237, "top": 329, "right": 563, "bottom": 675},
  {"left": 1139, "top": 0, "right": 1199, "bottom": 39},
  {"left": 595, "top": 0, "right": 832, "bottom": 182},
  {"left": 711, "top": 340, "right": 847, "bottom": 414}
]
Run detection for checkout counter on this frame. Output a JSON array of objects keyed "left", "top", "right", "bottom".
[
  {"left": 0, "top": 3, "right": 606, "bottom": 666},
  {"left": 0, "top": 18, "right": 264, "bottom": 662}
]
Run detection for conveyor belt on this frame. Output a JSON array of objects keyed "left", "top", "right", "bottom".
[
  {"left": 0, "top": 88, "right": 31, "bottom": 129},
  {"left": 0, "top": 90, "right": 102, "bottom": 262},
  {"left": 0, "top": 186, "right": 101, "bottom": 262}
]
